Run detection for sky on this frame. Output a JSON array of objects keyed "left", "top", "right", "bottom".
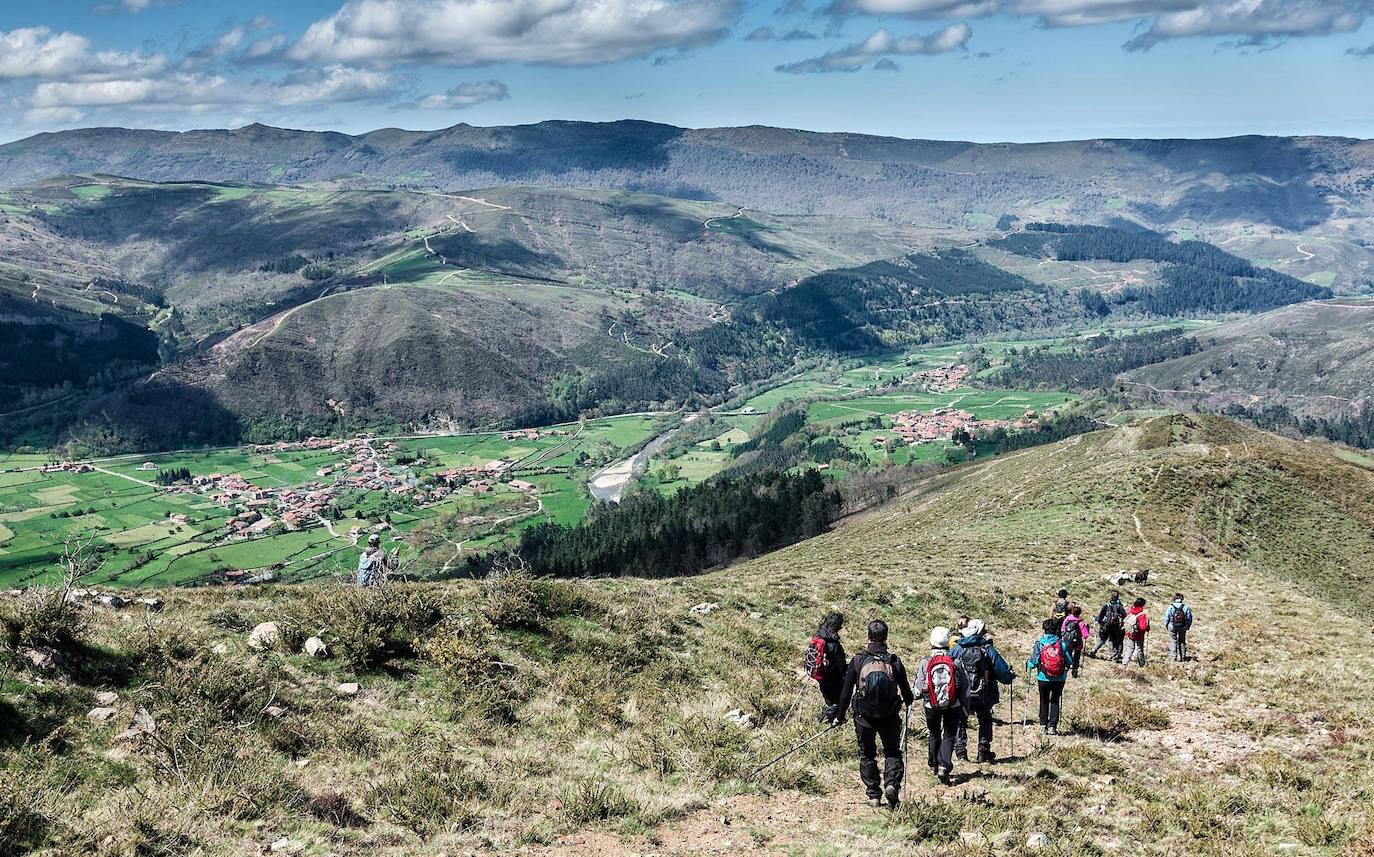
[{"left": 1, "top": 0, "right": 1372, "bottom": 144}]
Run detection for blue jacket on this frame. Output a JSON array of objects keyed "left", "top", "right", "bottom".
[
  {"left": 1164, "top": 601, "right": 1194, "bottom": 632},
  {"left": 949, "top": 634, "right": 1015, "bottom": 707},
  {"left": 1027, "top": 633, "right": 1073, "bottom": 683}
]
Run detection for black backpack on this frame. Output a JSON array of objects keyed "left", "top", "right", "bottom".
[
  {"left": 853, "top": 653, "right": 900, "bottom": 719},
  {"left": 1061, "top": 620, "right": 1084, "bottom": 651},
  {"left": 955, "top": 644, "right": 993, "bottom": 706},
  {"left": 1100, "top": 602, "right": 1125, "bottom": 632}
]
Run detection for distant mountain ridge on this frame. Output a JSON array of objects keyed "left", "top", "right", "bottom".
[{"left": 4, "top": 121, "right": 1373, "bottom": 235}]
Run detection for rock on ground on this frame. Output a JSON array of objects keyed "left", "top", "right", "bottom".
[
  {"left": 248, "top": 621, "right": 280, "bottom": 651},
  {"left": 303, "top": 637, "right": 329, "bottom": 658}
]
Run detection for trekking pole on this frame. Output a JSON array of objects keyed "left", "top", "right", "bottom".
[
  {"left": 899, "top": 703, "right": 912, "bottom": 800},
  {"left": 1005, "top": 683, "right": 1016, "bottom": 758},
  {"left": 745, "top": 722, "right": 841, "bottom": 781}
]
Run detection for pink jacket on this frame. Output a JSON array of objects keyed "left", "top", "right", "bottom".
[{"left": 1062, "top": 615, "right": 1091, "bottom": 645}]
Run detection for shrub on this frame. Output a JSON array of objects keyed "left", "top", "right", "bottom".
[
  {"left": 0, "top": 756, "right": 53, "bottom": 855},
  {"left": 367, "top": 738, "right": 488, "bottom": 835},
  {"left": 1, "top": 590, "right": 87, "bottom": 653},
  {"left": 286, "top": 584, "right": 441, "bottom": 669},
  {"left": 558, "top": 778, "right": 640, "bottom": 826},
  {"left": 1066, "top": 689, "right": 1170, "bottom": 740}
]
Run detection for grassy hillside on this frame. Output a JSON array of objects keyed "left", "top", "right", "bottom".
[
  {"left": 3, "top": 124, "right": 1372, "bottom": 237},
  {"left": 4, "top": 414, "right": 1373, "bottom": 854},
  {"left": 1120, "top": 298, "right": 1374, "bottom": 417}
]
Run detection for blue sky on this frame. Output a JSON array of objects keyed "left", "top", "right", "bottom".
[{"left": 1, "top": 0, "right": 1372, "bottom": 143}]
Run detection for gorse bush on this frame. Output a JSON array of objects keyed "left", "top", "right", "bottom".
[
  {"left": 558, "top": 778, "right": 640, "bottom": 826},
  {"left": 283, "top": 583, "right": 442, "bottom": 669},
  {"left": 1, "top": 590, "right": 87, "bottom": 653},
  {"left": 367, "top": 737, "right": 489, "bottom": 836}
]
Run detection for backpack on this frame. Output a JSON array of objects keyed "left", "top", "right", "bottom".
[
  {"left": 955, "top": 644, "right": 992, "bottom": 706},
  {"left": 1135, "top": 612, "right": 1150, "bottom": 635},
  {"left": 1052, "top": 599, "right": 1069, "bottom": 619},
  {"left": 803, "top": 636, "right": 828, "bottom": 682},
  {"left": 1037, "top": 640, "right": 1068, "bottom": 679},
  {"left": 854, "top": 653, "right": 900, "bottom": 719},
  {"left": 924, "top": 653, "right": 960, "bottom": 710},
  {"left": 1169, "top": 606, "right": 1188, "bottom": 631},
  {"left": 1100, "top": 603, "right": 1124, "bottom": 632},
  {"left": 1061, "top": 620, "right": 1084, "bottom": 651}
]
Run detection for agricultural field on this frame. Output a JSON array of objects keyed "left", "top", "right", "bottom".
[{"left": 0, "top": 414, "right": 664, "bottom": 589}]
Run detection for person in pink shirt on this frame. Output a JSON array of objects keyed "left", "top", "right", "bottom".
[{"left": 1061, "top": 605, "right": 1092, "bottom": 678}]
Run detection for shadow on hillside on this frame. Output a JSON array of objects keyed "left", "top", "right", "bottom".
[
  {"left": 440, "top": 120, "right": 687, "bottom": 180},
  {"left": 1136, "top": 180, "right": 1331, "bottom": 233}
]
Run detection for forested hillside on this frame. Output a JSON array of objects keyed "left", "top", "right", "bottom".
[{"left": 993, "top": 223, "right": 1330, "bottom": 314}]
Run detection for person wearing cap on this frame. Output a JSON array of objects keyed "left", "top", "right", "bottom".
[
  {"left": 356, "top": 533, "right": 387, "bottom": 587},
  {"left": 950, "top": 619, "right": 1016, "bottom": 763},
  {"left": 913, "top": 627, "right": 965, "bottom": 785}
]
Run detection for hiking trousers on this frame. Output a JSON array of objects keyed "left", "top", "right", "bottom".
[
  {"left": 1037, "top": 681, "right": 1065, "bottom": 729},
  {"left": 854, "top": 716, "right": 904, "bottom": 799},
  {"left": 924, "top": 706, "right": 962, "bottom": 774},
  {"left": 1170, "top": 630, "right": 1187, "bottom": 662},
  {"left": 1092, "top": 629, "right": 1123, "bottom": 662},
  {"left": 954, "top": 703, "right": 995, "bottom": 760},
  {"left": 1124, "top": 636, "right": 1146, "bottom": 667}
]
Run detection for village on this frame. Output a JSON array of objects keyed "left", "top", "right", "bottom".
[
  {"left": 149, "top": 434, "right": 550, "bottom": 544},
  {"left": 875, "top": 406, "right": 1043, "bottom": 447},
  {"left": 909, "top": 362, "right": 971, "bottom": 392}
]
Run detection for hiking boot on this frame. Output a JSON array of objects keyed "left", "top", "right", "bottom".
[
  {"left": 977, "top": 751, "right": 997, "bottom": 764},
  {"left": 1041, "top": 725, "right": 1050, "bottom": 735},
  {"left": 883, "top": 785, "right": 900, "bottom": 808},
  {"left": 955, "top": 751, "right": 970, "bottom": 763},
  {"left": 1048, "top": 726, "right": 1060, "bottom": 736},
  {"left": 867, "top": 796, "right": 882, "bottom": 808},
  {"left": 937, "top": 768, "right": 952, "bottom": 786}
]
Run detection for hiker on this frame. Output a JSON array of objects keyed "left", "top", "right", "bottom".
[
  {"left": 1052, "top": 589, "right": 1071, "bottom": 619},
  {"left": 806, "top": 612, "right": 849, "bottom": 721},
  {"left": 950, "top": 618, "right": 1015, "bottom": 763},
  {"left": 1091, "top": 593, "right": 1126, "bottom": 662},
  {"left": 949, "top": 614, "right": 971, "bottom": 756},
  {"left": 1124, "top": 597, "right": 1149, "bottom": 667},
  {"left": 356, "top": 534, "right": 388, "bottom": 587},
  {"left": 914, "top": 627, "right": 965, "bottom": 785},
  {"left": 1061, "top": 606, "right": 1091, "bottom": 678},
  {"left": 1027, "top": 618, "right": 1072, "bottom": 735},
  {"left": 831, "top": 619, "right": 915, "bottom": 807},
  {"left": 1164, "top": 594, "right": 1193, "bottom": 662}
]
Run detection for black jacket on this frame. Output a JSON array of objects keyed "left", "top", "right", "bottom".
[
  {"left": 1097, "top": 600, "right": 1127, "bottom": 631},
  {"left": 836, "top": 642, "right": 915, "bottom": 725},
  {"left": 818, "top": 628, "right": 848, "bottom": 703}
]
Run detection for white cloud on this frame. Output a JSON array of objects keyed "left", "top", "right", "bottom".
[
  {"left": 1005, "top": 0, "right": 1374, "bottom": 48},
  {"left": 416, "top": 79, "right": 510, "bottom": 108},
  {"left": 1004, "top": 0, "right": 1194, "bottom": 26},
  {"left": 29, "top": 65, "right": 402, "bottom": 110},
  {"left": 1124, "top": 0, "right": 1370, "bottom": 50},
  {"left": 23, "top": 106, "right": 86, "bottom": 124},
  {"left": 0, "top": 27, "right": 163, "bottom": 81},
  {"left": 824, "top": 0, "right": 996, "bottom": 18},
  {"left": 776, "top": 22, "right": 971, "bottom": 72},
  {"left": 287, "top": 0, "right": 740, "bottom": 67}
]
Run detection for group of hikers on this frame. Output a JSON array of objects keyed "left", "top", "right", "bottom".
[{"left": 802, "top": 587, "right": 1195, "bottom": 807}]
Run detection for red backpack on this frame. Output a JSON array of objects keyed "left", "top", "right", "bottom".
[
  {"left": 1038, "top": 640, "right": 1067, "bottom": 678},
  {"left": 925, "top": 653, "right": 960, "bottom": 709},
  {"left": 803, "top": 636, "right": 828, "bottom": 682}
]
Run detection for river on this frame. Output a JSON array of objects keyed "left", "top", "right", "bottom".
[{"left": 588, "top": 414, "right": 698, "bottom": 503}]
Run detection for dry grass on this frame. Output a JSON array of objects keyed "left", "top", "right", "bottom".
[{"left": 2, "top": 416, "right": 1373, "bottom": 854}]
